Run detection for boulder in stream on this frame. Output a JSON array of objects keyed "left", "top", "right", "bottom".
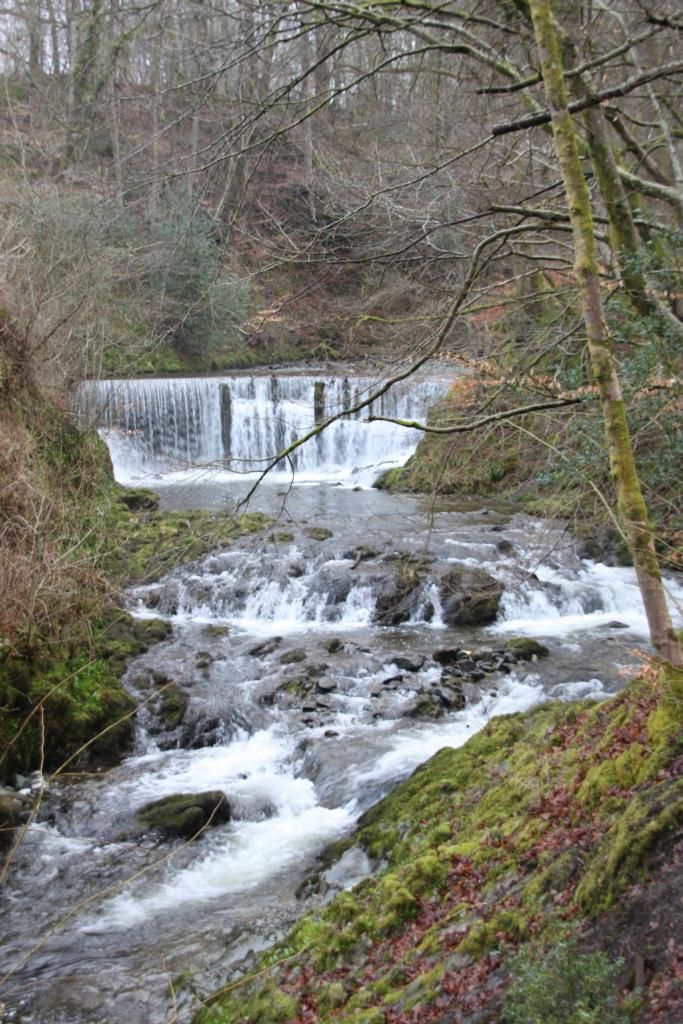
[
  {"left": 506, "top": 637, "right": 550, "bottom": 661},
  {"left": 373, "top": 568, "right": 424, "bottom": 626},
  {"left": 137, "top": 791, "right": 231, "bottom": 839},
  {"left": 304, "top": 526, "right": 333, "bottom": 541},
  {"left": 0, "top": 789, "right": 31, "bottom": 850},
  {"left": 438, "top": 567, "right": 503, "bottom": 626}
]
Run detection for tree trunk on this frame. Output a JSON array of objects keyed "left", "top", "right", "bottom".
[{"left": 528, "top": 0, "right": 681, "bottom": 666}]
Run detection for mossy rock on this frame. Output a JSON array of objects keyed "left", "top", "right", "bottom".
[
  {"left": 159, "top": 685, "right": 188, "bottom": 729},
  {"left": 507, "top": 637, "right": 550, "bottom": 661},
  {"left": 0, "top": 614, "right": 172, "bottom": 783},
  {"left": 304, "top": 526, "right": 334, "bottom": 541},
  {"left": 201, "top": 624, "right": 230, "bottom": 638},
  {"left": 279, "top": 648, "right": 308, "bottom": 665},
  {"left": 138, "top": 791, "right": 231, "bottom": 839},
  {"left": 439, "top": 566, "right": 503, "bottom": 625},
  {"left": 116, "top": 487, "right": 160, "bottom": 511}
]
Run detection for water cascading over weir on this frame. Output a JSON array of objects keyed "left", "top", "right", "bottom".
[{"left": 76, "top": 374, "right": 446, "bottom": 481}]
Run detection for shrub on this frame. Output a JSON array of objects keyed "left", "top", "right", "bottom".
[
  {"left": 141, "top": 191, "right": 249, "bottom": 356},
  {"left": 503, "top": 937, "right": 629, "bottom": 1024}
]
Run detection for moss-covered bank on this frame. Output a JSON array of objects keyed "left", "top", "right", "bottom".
[
  {"left": 0, "top": 490, "right": 268, "bottom": 784},
  {"left": 195, "top": 665, "right": 683, "bottom": 1023},
  {"left": 1, "top": 321, "right": 269, "bottom": 784}
]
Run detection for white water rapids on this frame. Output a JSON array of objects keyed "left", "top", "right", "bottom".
[{"left": 2, "top": 373, "right": 682, "bottom": 1024}]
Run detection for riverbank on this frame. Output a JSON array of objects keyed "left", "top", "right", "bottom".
[
  {"left": 0, "top": 328, "right": 270, "bottom": 791},
  {"left": 376, "top": 375, "right": 682, "bottom": 571},
  {"left": 195, "top": 663, "right": 683, "bottom": 1024}
]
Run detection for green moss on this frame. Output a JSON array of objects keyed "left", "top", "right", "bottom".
[
  {"left": 337, "top": 1009, "right": 385, "bottom": 1024},
  {"left": 405, "top": 852, "right": 449, "bottom": 894},
  {"left": 374, "top": 466, "right": 408, "bottom": 491},
  {"left": 316, "top": 980, "right": 347, "bottom": 1013},
  {"left": 376, "top": 875, "right": 418, "bottom": 933},
  {"left": 198, "top": 983, "right": 298, "bottom": 1024},
  {"left": 86, "top": 488, "right": 269, "bottom": 586},
  {"left": 396, "top": 963, "right": 445, "bottom": 1012},
  {"left": 159, "top": 685, "right": 187, "bottom": 728},
  {"left": 138, "top": 791, "right": 230, "bottom": 838},
  {"left": 458, "top": 908, "right": 529, "bottom": 958},
  {"left": 0, "top": 613, "right": 172, "bottom": 781},
  {"left": 576, "top": 776, "right": 683, "bottom": 913}
]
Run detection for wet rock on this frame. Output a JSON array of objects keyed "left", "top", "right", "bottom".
[
  {"left": 159, "top": 685, "right": 188, "bottom": 729},
  {"left": 288, "top": 562, "right": 305, "bottom": 578},
  {"left": 0, "top": 788, "right": 31, "bottom": 849},
  {"left": 137, "top": 791, "right": 231, "bottom": 839},
  {"left": 496, "top": 539, "right": 514, "bottom": 555},
  {"left": 506, "top": 637, "right": 550, "bottom": 661},
  {"left": 201, "top": 624, "right": 230, "bottom": 638},
  {"left": 373, "top": 570, "right": 424, "bottom": 626},
  {"left": 322, "top": 638, "right": 344, "bottom": 654},
  {"left": 404, "top": 695, "right": 446, "bottom": 720},
  {"left": 460, "top": 680, "right": 497, "bottom": 703},
  {"left": 432, "top": 686, "right": 466, "bottom": 710},
  {"left": 343, "top": 545, "right": 379, "bottom": 562},
  {"left": 439, "top": 567, "right": 503, "bottom": 626},
  {"left": 185, "top": 716, "right": 229, "bottom": 749},
  {"left": 316, "top": 678, "right": 337, "bottom": 693},
  {"left": 381, "top": 674, "right": 404, "bottom": 688},
  {"left": 433, "top": 648, "right": 464, "bottom": 665},
  {"left": 314, "top": 568, "right": 352, "bottom": 604},
  {"left": 304, "top": 526, "right": 333, "bottom": 541},
  {"left": 605, "top": 620, "right": 629, "bottom": 629},
  {"left": 279, "top": 648, "right": 308, "bottom": 665},
  {"left": 442, "top": 665, "right": 465, "bottom": 680},
  {"left": 456, "top": 654, "right": 477, "bottom": 672},
  {"left": 195, "top": 651, "right": 214, "bottom": 668},
  {"left": 393, "top": 654, "right": 425, "bottom": 673},
  {"left": 305, "top": 661, "right": 329, "bottom": 679},
  {"left": 248, "top": 637, "right": 283, "bottom": 657}
]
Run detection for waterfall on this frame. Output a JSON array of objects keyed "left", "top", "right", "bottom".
[{"left": 76, "top": 374, "right": 446, "bottom": 483}]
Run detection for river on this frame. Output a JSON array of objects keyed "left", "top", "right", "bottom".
[{"left": 2, "top": 372, "right": 681, "bottom": 1024}]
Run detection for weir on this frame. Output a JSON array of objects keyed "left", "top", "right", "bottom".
[{"left": 76, "top": 374, "right": 446, "bottom": 480}]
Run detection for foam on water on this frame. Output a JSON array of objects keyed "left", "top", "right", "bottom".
[
  {"left": 83, "top": 803, "right": 354, "bottom": 929},
  {"left": 495, "top": 561, "right": 683, "bottom": 639}
]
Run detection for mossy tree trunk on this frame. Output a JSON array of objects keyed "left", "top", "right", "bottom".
[{"left": 528, "top": 0, "right": 681, "bottom": 667}]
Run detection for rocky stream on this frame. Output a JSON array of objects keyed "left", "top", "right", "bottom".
[{"left": 2, "top": 372, "right": 681, "bottom": 1024}]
